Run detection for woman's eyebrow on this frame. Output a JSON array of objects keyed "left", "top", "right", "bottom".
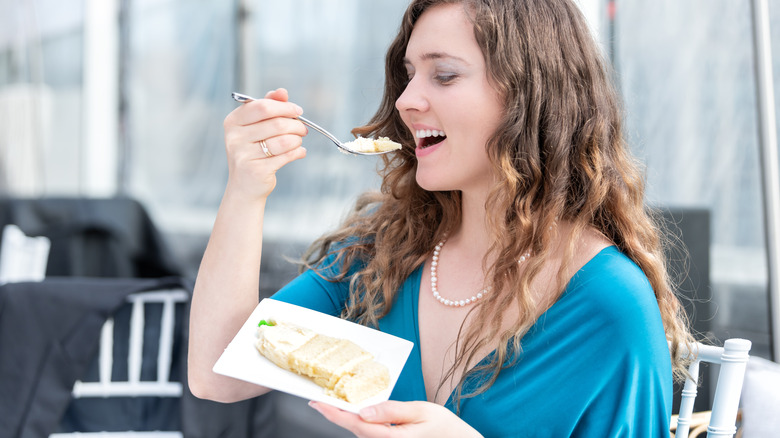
[{"left": 403, "top": 52, "right": 470, "bottom": 65}]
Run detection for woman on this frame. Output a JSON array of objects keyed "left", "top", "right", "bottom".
[{"left": 188, "top": 0, "right": 692, "bottom": 436}]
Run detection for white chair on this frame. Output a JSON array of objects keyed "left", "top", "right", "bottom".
[
  {"left": 50, "top": 288, "right": 189, "bottom": 438},
  {"left": 671, "top": 338, "right": 752, "bottom": 438},
  {"left": 0, "top": 223, "right": 50, "bottom": 284}
]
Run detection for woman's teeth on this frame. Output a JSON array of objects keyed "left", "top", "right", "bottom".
[
  {"left": 416, "top": 129, "right": 446, "bottom": 148},
  {"left": 416, "top": 129, "right": 445, "bottom": 139}
]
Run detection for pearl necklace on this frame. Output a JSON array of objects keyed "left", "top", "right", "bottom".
[{"left": 431, "top": 237, "right": 530, "bottom": 307}]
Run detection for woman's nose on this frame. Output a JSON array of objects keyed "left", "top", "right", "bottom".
[{"left": 395, "top": 78, "right": 429, "bottom": 113}]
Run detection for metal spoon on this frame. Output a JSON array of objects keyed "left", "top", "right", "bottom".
[{"left": 231, "top": 92, "right": 394, "bottom": 156}]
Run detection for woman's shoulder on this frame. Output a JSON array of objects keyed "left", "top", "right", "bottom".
[
  {"left": 571, "top": 246, "right": 652, "bottom": 294},
  {"left": 563, "top": 245, "right": 664, "bottom": 333}
]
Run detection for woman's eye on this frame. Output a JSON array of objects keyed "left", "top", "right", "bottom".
[{"left": 434, "top": 73, "right": 458, "bottom": 84}]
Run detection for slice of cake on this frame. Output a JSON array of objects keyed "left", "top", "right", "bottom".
[
  {"left": 343, "top": 136, "right": 402, "bottom": 153},
  {"left": 309, "top": 340, "right": 373, "bottom": 389},
  {"left": 289, "top": 335, "right": 344, "bottom": 377},
  {"left": 255, "top": 321, "right": 315, "bottom": 370},
  {"left": 254, "top": 320, "right": 390, "bottom": 403},
  {"left": 329, "top": 360, "right": 391, "bottom": 404}
]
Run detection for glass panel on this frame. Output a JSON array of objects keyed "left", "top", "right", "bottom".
[
  {"left": 125, "top": 0, "right": 409, "bottom": 246},
  {"left": 125, "top": 0, "right": 237, "bottom": 229},
  {"left": 614, "top": 0, "right": 777, "bottom": 360},
  {"left": 0, "top": 0, "right": 84, "bottom": 195},
  {"left": 243, "top": 0, "right": 407, "bottom": 242}
]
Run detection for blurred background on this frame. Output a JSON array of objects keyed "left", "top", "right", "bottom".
[{"left": 1, "top": 0, "right": 779, "bottom": 436}]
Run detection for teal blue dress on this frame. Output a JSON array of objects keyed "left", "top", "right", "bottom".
[{"left": 272, "top": 246, "right": 672, "bottom": 437}]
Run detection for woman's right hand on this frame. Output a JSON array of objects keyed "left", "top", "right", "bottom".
[{"left": 223, "top": 88, "right": 308, "bottom": 201}]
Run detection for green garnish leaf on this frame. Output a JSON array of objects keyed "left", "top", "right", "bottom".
[{"left": 257, "top": 319, "right": 276, "bottom": 327}]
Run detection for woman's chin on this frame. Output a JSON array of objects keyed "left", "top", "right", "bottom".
[{"left": 415, "top": 172, "right": 450, "bottom": 192}]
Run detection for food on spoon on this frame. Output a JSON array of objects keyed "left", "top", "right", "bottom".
[
  {"left": 343, "top": 136, "right": 402, "bottom": 153},
  {"left": 255, "top": 320, "right": 390, "bottom": 403}
]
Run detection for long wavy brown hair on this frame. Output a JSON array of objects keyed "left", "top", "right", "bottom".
[{"left": 302, "top": 0, "right": 692, "bottom": 408}]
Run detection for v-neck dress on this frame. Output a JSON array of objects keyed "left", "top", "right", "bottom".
[{"left": 271, "top": 246, "right": 672, "bottom": 437}]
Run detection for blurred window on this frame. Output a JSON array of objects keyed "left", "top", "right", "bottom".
[
  {"left": 611, "top": 0, "right": 779, "bottom": 358},
  {"left": 0, "top": 0, "right": 84, "bottom": 194},
  {"left": 125, "top": 0, "right": 407, "bottom": 243}
]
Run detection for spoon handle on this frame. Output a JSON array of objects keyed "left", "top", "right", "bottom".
[
  {"left": 231, "top": 92, "right": 254, "bottom": 103},
  {"left": 296, "top": 116, "right": 344, "bottom": 148}
]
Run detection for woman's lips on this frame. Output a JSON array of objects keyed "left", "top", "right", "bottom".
[{"left": 415, "top": 137, "right": 445, "bottom": 157}]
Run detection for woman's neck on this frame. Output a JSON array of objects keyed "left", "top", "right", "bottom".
[{"left": 449, "top": 189, "right": 491, "bottom": 255}]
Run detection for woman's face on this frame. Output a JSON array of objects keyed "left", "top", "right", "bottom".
[{"left": 395, "top": 3, "right": 504, "bottom": 196}]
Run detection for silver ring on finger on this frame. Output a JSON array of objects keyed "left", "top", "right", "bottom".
[{"left": 260, "top": 139, "right": 274, "bottom": 158}]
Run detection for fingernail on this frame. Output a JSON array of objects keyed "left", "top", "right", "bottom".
[
  {"left": 294, "top": 104, "right": 303, "bottom": 115},
  {"left": 308, "top": 401, "right": 320, "bottom": 411},
  {"left": 359, "top": 406, "right": 376, "bottom": 421}
]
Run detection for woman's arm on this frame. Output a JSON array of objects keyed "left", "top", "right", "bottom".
[{"left": 187, "top": 88, "right": 307, "bottom": 402}]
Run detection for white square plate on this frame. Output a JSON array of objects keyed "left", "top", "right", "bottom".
[{"left": 213, "top": 298, "right": 415, "bottom": 413}]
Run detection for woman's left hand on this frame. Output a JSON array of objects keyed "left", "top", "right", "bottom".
[{"left": 309, "top": 400, "right": 483, "bottom": 438}]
